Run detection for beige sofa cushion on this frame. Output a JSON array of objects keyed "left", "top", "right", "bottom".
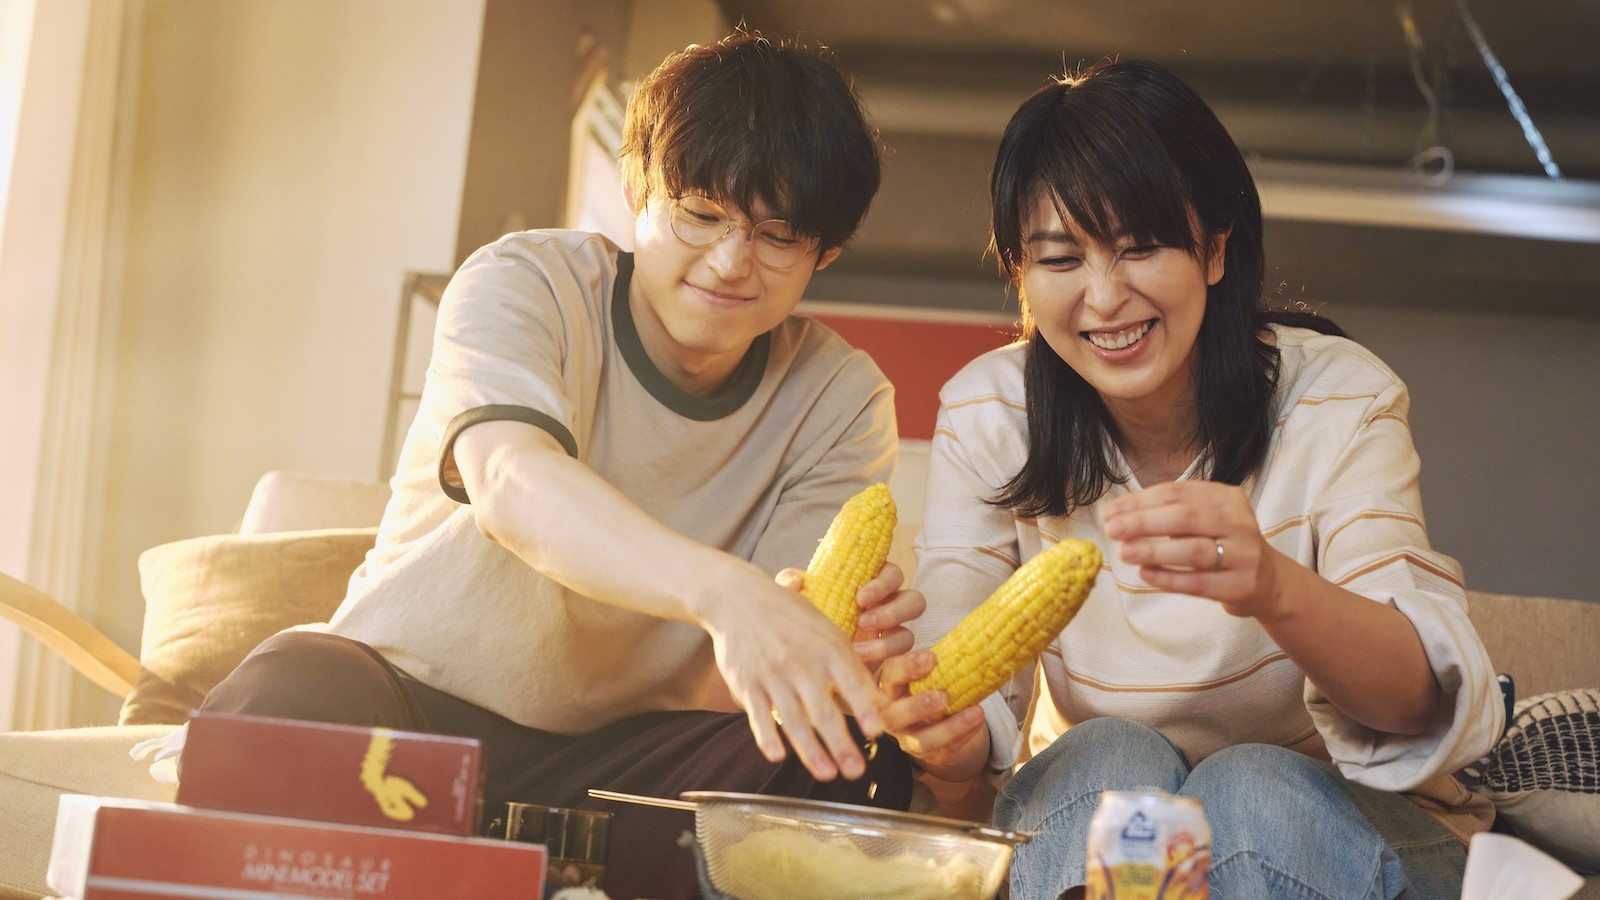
[
  {"left": 0, "top": 725, "right": 179, "bottom": 899},
  {"left": 120, "top": 528, "right": 378, "bottom": 726},
  {"left": 1467, "top": 591, "right": 1600, "bottom": 698},
  {"left": 236, "top": 471, "right": 392, "bottom": 535}
]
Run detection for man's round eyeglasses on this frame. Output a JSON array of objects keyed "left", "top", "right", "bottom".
[{"left": 668, "top": 196, "right": 818, "bottom": 270}]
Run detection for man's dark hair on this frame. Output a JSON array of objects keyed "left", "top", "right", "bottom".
[
  {"left": 620, "top": 30, "right": 881, "bottom": 255},
  {"left": 988, "top": 58, "right": 1344, "bottom": 518}
]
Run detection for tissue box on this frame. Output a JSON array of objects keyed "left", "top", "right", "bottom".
[
  {"left": 48, "top": 794, "right": 544, "bottom": 900},
  {"left": 176, "top": 711, "right": 483, "bottom": 835}
]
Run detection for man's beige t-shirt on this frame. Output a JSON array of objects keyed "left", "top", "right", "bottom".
[{"left": 328, "top": 230, "right": 897, "bottom": 734}]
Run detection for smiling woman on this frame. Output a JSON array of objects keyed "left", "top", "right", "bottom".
[
  {"left": 876, "top": 58, "right": 1506, "bottom": 900},
  {"left": 1014, "top": 189, "right": 1225, "bottom": 482},
  {"left": 986, "top": 59, "right": 1348, "bottom": 518}
]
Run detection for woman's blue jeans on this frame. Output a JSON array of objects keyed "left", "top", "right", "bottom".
[{"left": 994, "top": 718, "right": 1466, "bottom": 900}]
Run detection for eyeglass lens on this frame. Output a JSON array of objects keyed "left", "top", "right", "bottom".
[{"left": 670, "top": 197, "right": 813, "bottom": 269}]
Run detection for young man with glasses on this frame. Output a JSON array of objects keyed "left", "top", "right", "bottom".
[{"left": 200, "top": 30, "right": 917, "bottom": 896}]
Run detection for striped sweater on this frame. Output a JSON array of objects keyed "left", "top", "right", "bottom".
[{"left": 909, "top": 325, "right": 1502, "bottom": 838}]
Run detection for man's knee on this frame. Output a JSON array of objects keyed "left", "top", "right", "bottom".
[{"left": 201, "top": 631, "right": 420, "bottom": 728}]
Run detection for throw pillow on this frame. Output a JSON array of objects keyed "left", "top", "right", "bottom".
[
  {"left": 120, "top": 527, "right": 378, "bottom": 726},
  {"left": 1459, "top": 688, "right": 1600, "bottom": 874}
]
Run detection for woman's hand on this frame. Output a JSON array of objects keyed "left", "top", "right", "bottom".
[
  {"left": 848, "top": 563, "right": 927, "bottom": 670},
  {"left": 1103, "top": 479, "right": 1445, "bottom": 734},
  {"left": 1102, "top": 481, "right": 1291, "bottom": 621},
  {"left": 776, "top": 562, "right": 926, "bottom": 672},
  {"left": 876, "top": 649, "right": 991, "bottom": 783}
]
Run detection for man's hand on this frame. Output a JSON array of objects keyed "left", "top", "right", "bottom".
[
  {"left": 699, "top": 576, "right": 886, "bottom": 782},
  {"left": 456, "top": 420, "right": 897, "bottom": 780}
]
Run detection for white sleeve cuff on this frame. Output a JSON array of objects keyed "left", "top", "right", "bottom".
[
  {"left": 1309, "top": 590, "right": 1504, "bottom": 791},
  {"left": 981, "top": 691, "right": 1025, "bottom": 776}
]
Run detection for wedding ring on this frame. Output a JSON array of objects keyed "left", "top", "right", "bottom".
[{"left": 1212, "top": 538, "right": 1226, "bottom": 572}]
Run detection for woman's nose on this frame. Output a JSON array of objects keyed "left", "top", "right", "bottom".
[{"left": 1082, "top": 265, "right": 1129, "bottom": 316}]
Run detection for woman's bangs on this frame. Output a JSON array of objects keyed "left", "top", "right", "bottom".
[
  {"left": 1039, "top": 130, "right": 1197, "bottom": 252},
  {"left": 1030, "top": 98, "right": 1196, "bottom": 253}
]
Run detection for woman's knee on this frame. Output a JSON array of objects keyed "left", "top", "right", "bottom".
[
  {"left": 1182, "top": 744, "right": 1352, "bottom": 840},
  {"left": 1184, "top": 744, "right": 1328, "bottom": 802},
  {"left": 997, "top": 718, "right": 1188, "bottom": 828},
  {"left": 1185, "top": 746, "right": 1437, "bottom": 898},
  {"left": 1025, "top": 718, "right": 1185, "bottom": 779}
]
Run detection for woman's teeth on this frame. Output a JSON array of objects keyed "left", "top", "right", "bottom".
[{"left": 1086, "top": 320, "right": 1154, "bottom": 350}]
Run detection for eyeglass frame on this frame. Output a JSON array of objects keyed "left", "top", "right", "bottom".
[{"left": 666, "top": 195, "right": 820, "bottom": 270}]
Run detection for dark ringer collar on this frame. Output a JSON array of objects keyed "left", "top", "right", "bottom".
[{"left": 611, "top": 252, "right": 771, "bottom": 421}]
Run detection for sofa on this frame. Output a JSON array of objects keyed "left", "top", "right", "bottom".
[{"left": 2, "top": 470, "right": 1596, "bottom": 898}]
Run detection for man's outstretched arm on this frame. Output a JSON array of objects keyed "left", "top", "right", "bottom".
[{"left": 453, "top": 418, "right": 884, "bottom": 781}]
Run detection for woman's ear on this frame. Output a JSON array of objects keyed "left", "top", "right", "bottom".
[
  {"left": 1205, "top": 229, "right": 1231, "bottom": 286},
  {"left": 622, "top": 182, "right": 639, "bottom": 217},
  {"left": 814, "top": 246, "right": 843, "bottom": 271}
]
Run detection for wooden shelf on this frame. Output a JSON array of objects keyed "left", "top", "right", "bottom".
[{"left": 381, "top": 271, "right": 450, "bottom": 478}]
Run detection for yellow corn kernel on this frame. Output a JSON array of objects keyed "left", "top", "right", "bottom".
[
  {"left": 911, "top": 538, "right": 1101, "bottom": 714},
  {"left": 801, "top": 483, "right": 897, "bottom": 635}
]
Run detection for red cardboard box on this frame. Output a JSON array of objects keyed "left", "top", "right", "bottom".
[
  {"left": 48, "top": 794, "right": 545, "bottom": 899},
  {"left": 176, "top": 711, "right": 483, "bottom": 836}
]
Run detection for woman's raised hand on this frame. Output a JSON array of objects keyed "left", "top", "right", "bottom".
[{"left": 1102, "top": 480, "right": 1291, "bottom": 620}]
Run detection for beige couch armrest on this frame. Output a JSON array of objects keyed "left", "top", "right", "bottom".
[{"left": 0, "top": 572, "right": 138, "bottom": 699}]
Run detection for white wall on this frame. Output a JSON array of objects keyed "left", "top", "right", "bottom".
[
  {"left": 0, "top": 0, "right": 94, "bottom": 730},
  {"left": 1332, "top": 303, "right": 1600, "bottom": 602},
  {"left": 76, "top": 0, "right": 485, "bottom": 724}
]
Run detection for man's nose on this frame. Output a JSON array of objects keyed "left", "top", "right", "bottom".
[{"left": 704, "top": 225, "right": 755, "bottom": 278}]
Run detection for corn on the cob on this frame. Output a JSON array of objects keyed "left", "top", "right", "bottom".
[
  {"left": 912, "top": 538, "right": 1101, "bottom": 714},
  {"left": 801, "top": 483, "right": 897, "bottom": 634}
]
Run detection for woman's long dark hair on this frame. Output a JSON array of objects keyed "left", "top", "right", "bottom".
[{"left": 989, "top": 59, "right": 1343, "bottom": 518}]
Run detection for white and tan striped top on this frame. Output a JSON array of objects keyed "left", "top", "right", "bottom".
[{"left": 910, "top": 325, "right": 1502, "bottom": 837}]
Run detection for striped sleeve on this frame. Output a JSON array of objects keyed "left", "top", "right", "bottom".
[
  {"left": 1302, "top": 376, "right": 1504, "bottom": 789},
  {"left": 909, "top": 348, "right": 1038, "bottom": 773}
]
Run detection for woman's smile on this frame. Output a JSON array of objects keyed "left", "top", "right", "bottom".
[{"left": 1084, "top": 318, "right": 1157, "bottom": 352}]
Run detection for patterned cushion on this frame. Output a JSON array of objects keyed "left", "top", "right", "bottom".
[{"left": 1459, "top": 688, "right": 1600, "bottom": 874}]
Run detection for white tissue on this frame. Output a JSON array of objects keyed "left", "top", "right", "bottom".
[
  {"left": 1460, "top": 832, "right": 1583, "bottom": 900},
  {"left": 128, "top": 723, "right": 188, "bottom": 785}
]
